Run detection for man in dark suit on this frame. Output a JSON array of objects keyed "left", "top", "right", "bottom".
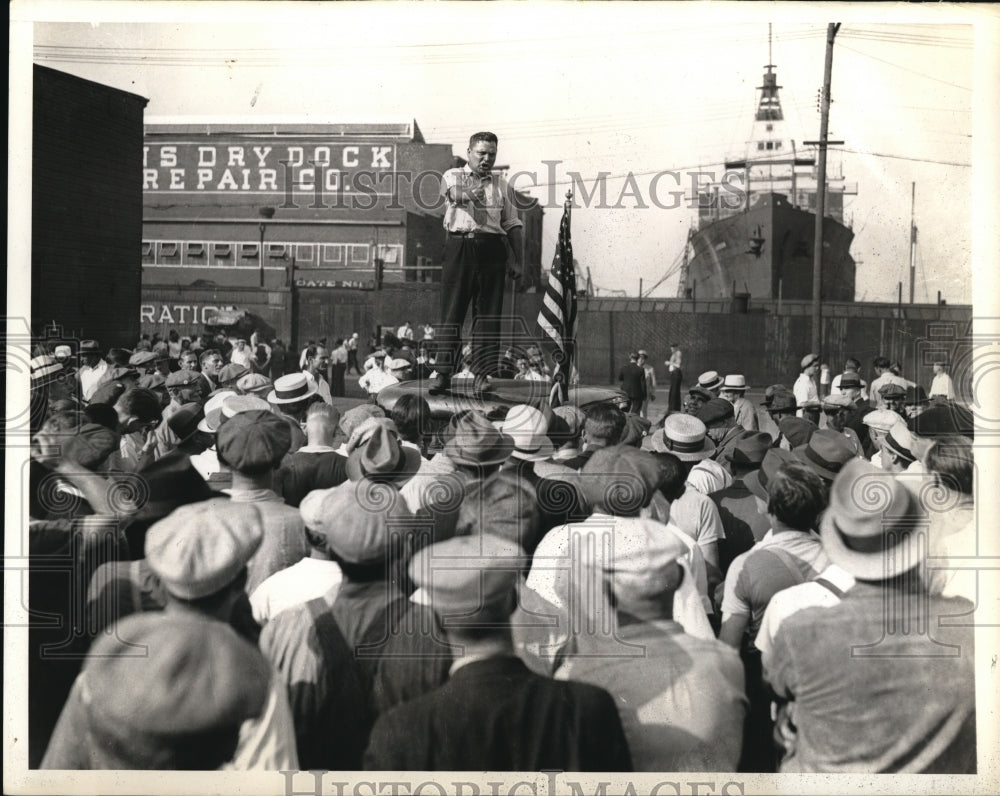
[
  {"left": 618, "top": 352, "right": 647, "bottom": 415},
  {"left": 363, "top": 534, "right": 633, "bottom": 772}
]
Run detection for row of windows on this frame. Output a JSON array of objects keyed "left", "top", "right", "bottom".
[
  {"left": 141, "top": 240, "right": 403, "bottom": 268},
  {"left": 756, "top": 140, "right": 784, "bottom": 151}
]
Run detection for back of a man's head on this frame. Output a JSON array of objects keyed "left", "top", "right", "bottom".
[
  {"left": 925, "top": 434, "right": 974, "bottom": 496},
  {"left": 583, "top": 404, "right": 626, "bottom": 448},
  {"left": 767, "top": 462, "right": 828, "bottom": 531},
  {"left": 305, "top": 402, "right": 340, "bottom": 448},
  {"left": 391, "top": 393, "right": 430, "bottom": 445}
]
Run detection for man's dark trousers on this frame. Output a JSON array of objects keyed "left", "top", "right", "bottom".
[{"left": 436, "top": 233, "right": 508, "bottom": 378}]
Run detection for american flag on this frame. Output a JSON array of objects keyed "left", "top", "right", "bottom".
[{"left": 537, "top": 195, "right": 578, "bottom": 406}]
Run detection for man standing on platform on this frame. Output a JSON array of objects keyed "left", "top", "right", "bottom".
[{"left": 432, "top": 132, "right": 524, "bottom": 395}]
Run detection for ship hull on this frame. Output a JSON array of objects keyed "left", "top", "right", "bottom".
[{"left": 685, "top": 192, "right": 856, "bottom": 301}]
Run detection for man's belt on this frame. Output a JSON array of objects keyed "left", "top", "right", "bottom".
[{"left": 448, "top": 231, "right": 503, "bottom": 239}]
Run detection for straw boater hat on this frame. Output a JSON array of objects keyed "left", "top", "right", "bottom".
[
  {"left": 696, "top": 371, "right": 725, "bottom": 392},
  {"left": 651, "top": 414, "right": 715, "bottom": 461},
  {"left": 820, "top": 458, "right": 925, "bottom": 580},
  {"left": 502, "top": 405, "right": 555, "bottom": 462},
  {"left": 196, "top": 391, "right": 238, "bottom": 433},
  {"left": 267, "top": 372, "right": 318, "bottom": 405},
  {"left": 721, "top": 374, "right": 749, "bottom": 392}
]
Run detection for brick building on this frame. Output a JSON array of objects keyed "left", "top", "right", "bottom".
[{"left": 140, "top": 120, "right": 543, "bottom": 346}]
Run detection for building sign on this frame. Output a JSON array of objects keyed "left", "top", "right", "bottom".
[
  {"left": 142, "top": 140, "right": 396, "bottom": 196},
  {"left": 140, "top": 303, "right": 221, "bottom": 326},
  {"left": 295, "top": 278, "right": 375, "bottom": 290}
]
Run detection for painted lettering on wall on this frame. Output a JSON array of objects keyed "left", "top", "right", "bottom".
[
  {"left": 140, "top": 304, "right": 220, "bottom": 326},
  {"left": 295, "top": 279, "right": 375, "bottom": 290},
  {"left": 142, "top": 141, "right": 396, "bottom": 194}
]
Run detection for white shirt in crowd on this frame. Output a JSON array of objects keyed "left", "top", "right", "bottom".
[{"left": 930, "top": 372, "right": 955, "bottom": 400}]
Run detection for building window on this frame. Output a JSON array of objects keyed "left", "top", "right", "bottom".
[
  {"left": 266, "top": 243, "right": 287, "bottom": 261},
  {"left": 322, "top": 244, "right": 343, "bottom": 264},
  {"left": 766, "top": 142, "right": 774, "bottom": 150},
  {"left": 239, "top": 243, "right": 259, "bottom": 260},
  {"left": 350, "top": 244, "right": 369, "bottom": 264},
  {"left": 158, "top": 241, "right": 179, "bottom": 259},
  {"left": 185, "top": 242, "right": 206, "bottom": 258},
  {"left": 212, "top": 243, "right": 232, "bottom": 259},
  {"left": 757, "top": 142, "right": 765, "bottom": 151},
  {"left": 296, "top": 244, "right": 315, "bottom": 264}
]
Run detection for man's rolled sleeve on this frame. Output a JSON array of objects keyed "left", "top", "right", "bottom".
[{"left": 500, "top": 180, "right": 525, "bottom": 233}]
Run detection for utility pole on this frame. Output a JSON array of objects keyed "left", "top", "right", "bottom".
[
  {"left": 909, "top": 182, "right": 917, "bottom": 304},
  {"left": 809, "top": 23, "right": 840, "bottom": 360}
]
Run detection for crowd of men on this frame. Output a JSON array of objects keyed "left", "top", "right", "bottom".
[{"left": 25, "top": 335, "right": 977, "bottom": 774}]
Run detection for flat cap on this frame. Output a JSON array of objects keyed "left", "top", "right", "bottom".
[
  {"left": 862, "top": 408, "right": 905, "bottom": 432},
  {"left": 618, "top": 414, "right": 652, "bottom": 448},
  {"left": 580, "top": 444, "right": 664, "bottom": 513},
  {"left": 88, "top": 380, "right": 127, "bottom": 407},
  {"left": 83, "top": 612, "right": 269, "bottom": 767},
  {"left": 61, "top": 423, "right": 121, "bottom": 470},
  {"left": 877, "top": 382, "right": 906, "bottom": 398},
  {"left": 166, "top": 369, "right": 202, "bottom": 388},
  {"left": 339, "top": 404, "right": 385, "bottom": 438},
  {"left": 128, "top": 350, "right": 158, "bottom": 367},
  {"left": 145, "top": 499, "right": 264, "bottom": 599},
  {"left": 218, "top": 363, "right": 251, "bottom": 385},
  {"left": 597, "top": 518, "right": 689, "bottom": 603},
  {"left": 695, "top": 397, "right": 735, "bottom": 426},
  {"left": 236, "top": 372, "right": 273, "bottom": 396},
  {"left": 822, "top": 393, "right": 854, "bottom": 409},
  {"left": 217, "top": 409, "right": 292, "bottom": 472},
  {"left": 801, "top": 353, "right": 819, "bottom": 370},
  {"left": 299, "top": 484, "right": 403, "bottom": 565},
  {"left": 137, "top": 373, "right": 167, "bottom": 391},
  {"left": 408, "top": 534, "right": 527, "bottom": 623},
  {"left": 778, "top": 416, "right": 817, "bottom": 449}
]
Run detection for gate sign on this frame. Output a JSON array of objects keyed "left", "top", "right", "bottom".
[{"left": 142, "top": 140, "right": 396, "bottom": 195}]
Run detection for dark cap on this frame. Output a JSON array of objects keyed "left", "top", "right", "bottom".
[
  {"left": 695, "top": 397, "right": 735, "bottom": 426},
  {"left": 216, "top": 409, "right": 292, "bottom": 471}
]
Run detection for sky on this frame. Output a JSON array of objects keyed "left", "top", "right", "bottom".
[{"left": 14, "top": 2, "right": 1000, "bottom": 304}]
